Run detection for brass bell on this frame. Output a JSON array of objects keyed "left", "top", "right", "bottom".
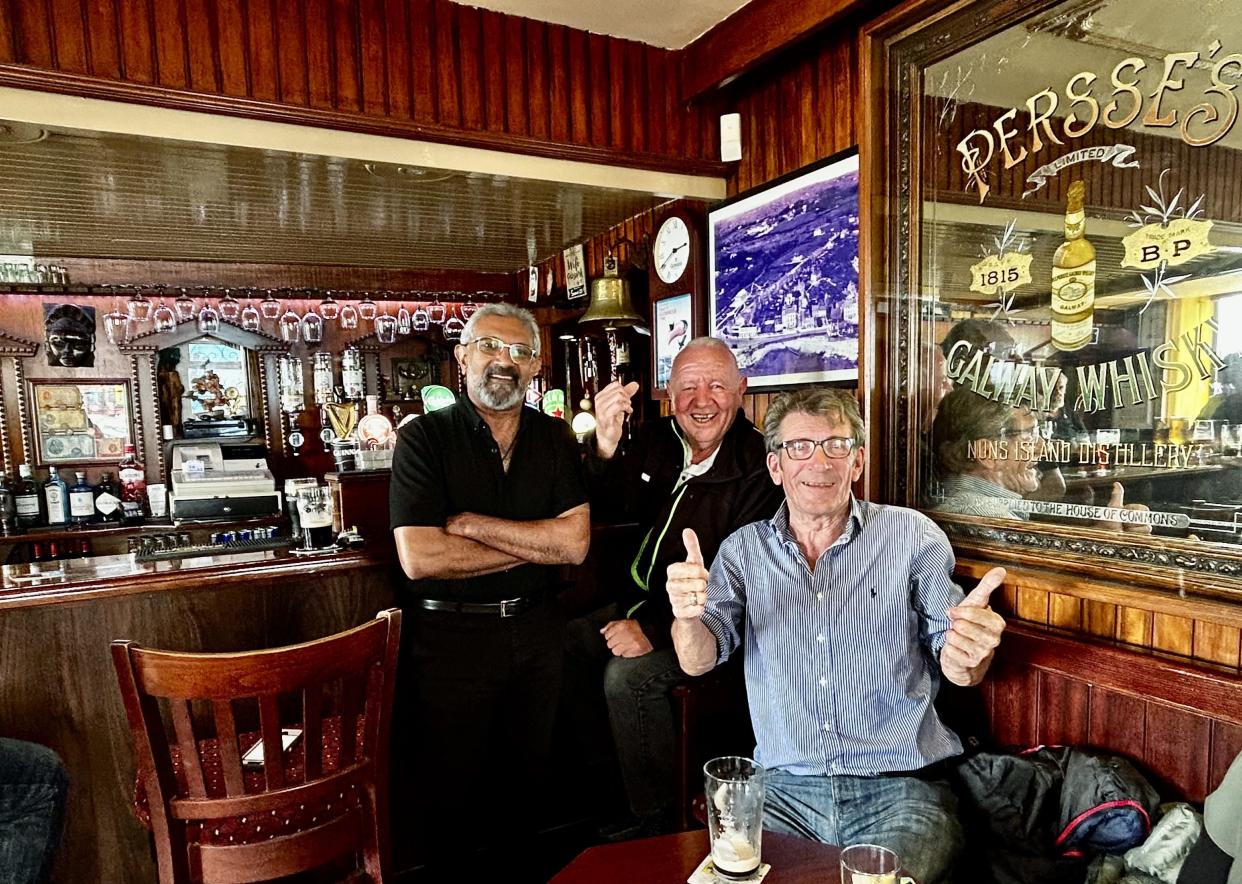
[{"left": 579, "top": 255, "right": 646, "bottom": 328}]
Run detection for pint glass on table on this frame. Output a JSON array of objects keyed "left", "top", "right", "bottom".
[{"left": 703, "top": 756, "right": 765, "bottom": 879}]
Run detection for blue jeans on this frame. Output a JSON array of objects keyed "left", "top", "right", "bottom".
[
  {"left": 0, "top": 739, "right": 68, "bottom": 884},
  {"left": 764, "top": 769, "right": 963, "bottom": 884}
]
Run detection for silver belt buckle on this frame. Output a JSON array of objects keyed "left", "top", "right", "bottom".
[{"left": 499, "top": 598, "right": 521, "bottom": 617}]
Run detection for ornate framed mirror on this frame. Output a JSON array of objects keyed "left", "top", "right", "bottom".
[{"left": 864, "top": 0, "right": 1242, "bottom": 592}]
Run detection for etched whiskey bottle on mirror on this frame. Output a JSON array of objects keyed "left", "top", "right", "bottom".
[{"left": 1051, "top": 180, "right": 1096, "bottom": 351}]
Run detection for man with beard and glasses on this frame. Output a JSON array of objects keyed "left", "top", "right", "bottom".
[
  {"left": 564, "top": 337, "right": 782, "bottom": 841},
  {"left": 390, "top": 303, "right": 589, "bottom": 876}
]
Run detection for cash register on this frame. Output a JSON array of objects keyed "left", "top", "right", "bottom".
[{"left": 168, "top": 441, "right": 282, "bottom": 521}]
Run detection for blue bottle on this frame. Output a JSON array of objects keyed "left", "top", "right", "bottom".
[{"left": 43, "top": 466, "right": 70, "bottom": 526}]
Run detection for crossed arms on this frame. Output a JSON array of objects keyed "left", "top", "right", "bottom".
[{"left": 394, "top": 503, "right": 591, "bottom": 581}]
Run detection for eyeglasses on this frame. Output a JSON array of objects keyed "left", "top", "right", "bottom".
[
  {"left": 466, "top": 335, "right": 537, "bottom": 363},
  {"left": 778, "top": 437, "right": 857, "bottom": 460},
  {"left": 998, "top": 422, "right": 1040, "bottom": 441}
]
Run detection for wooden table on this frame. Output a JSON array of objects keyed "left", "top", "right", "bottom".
[{"left": 550, "top": 830, "right": 842, "bottom": 883}]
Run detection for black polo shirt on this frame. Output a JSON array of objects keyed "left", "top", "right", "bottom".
[{"left": 389, "top": 396, "right": 587, "bottom": 603}]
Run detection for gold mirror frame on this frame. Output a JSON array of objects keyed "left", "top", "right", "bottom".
[{"left": 861, "top": 0, "right": 1242, "bottom": 594}]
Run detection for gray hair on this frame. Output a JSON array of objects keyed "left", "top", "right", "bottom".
[
  {"left": 762, "top": 387, "right": 865, "bottom": 453},
  {"left": 670, "top": 337, "right": 741, "bottom": 382},
  {"left": 931, "top": 386, "right": 1026, "bottom": 478},
  {"left": 460, "top": 303, "right": 541, "bottom": 355}
]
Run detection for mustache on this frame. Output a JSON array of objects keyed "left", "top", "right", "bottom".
[{"left": 484, "top": 366, "right": 520, "bottom": 382}]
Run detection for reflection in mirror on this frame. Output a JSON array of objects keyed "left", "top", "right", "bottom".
[
  {"left": 916, "top": 0, "right": 1242, "bottom": 549},
  {"left": 177, "top": 339, "right": 250, "bottom": 424}
]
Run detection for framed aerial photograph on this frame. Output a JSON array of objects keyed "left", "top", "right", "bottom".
[
  {"left": 708, "top": 148, "right": 860, "bottom": 389},
  {"left": 28, "top": 380, "right": 132, "bottom": 466},
  {"left": 652, "top": 292, "right": 694, "bottom": 396}
]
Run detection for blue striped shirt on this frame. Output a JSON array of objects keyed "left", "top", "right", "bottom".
[{"left": 701, "top": 497, "right": 965, "bottom": 777}]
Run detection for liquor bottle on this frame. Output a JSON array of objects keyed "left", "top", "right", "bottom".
[
  {"left": 118, "top": 443, "right": 148, "bottom": 516},
  {"left": 0, "top": 472, "right": 16, "bottom": 536},
  {"left": 69, "top": 471, "right": 96, "bottom": 526},
  {"left": 94, "top": 471, "right": 123, "bottom": 524},
  {"left": 44, "top": 466, "right": 70, "bottom": 526},
  {"left": 1051, "top": 180, "right": 1096, "bottom": 351},
  {"left": 13, "top": 464, "right": 43, "bottom": 530}
]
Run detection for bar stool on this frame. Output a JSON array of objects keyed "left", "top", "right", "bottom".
[{"left": 112, "top": 609, "right": 401, "bottom": 883}]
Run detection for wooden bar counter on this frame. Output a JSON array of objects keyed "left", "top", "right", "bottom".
[{"left": 0, "top": 545, "right": 400, "bottom": 883}]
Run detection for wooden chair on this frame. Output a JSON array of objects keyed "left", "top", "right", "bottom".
[{"left": 112, "top": 608, "right": 401, "bottom": 884}]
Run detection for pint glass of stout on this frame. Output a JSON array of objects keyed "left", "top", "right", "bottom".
[
  {"left": 295, "top": 485, "right": 335, "bottom": 551},
  {"left": 704, "top": 756, "right": 765, "bottom": 879}
]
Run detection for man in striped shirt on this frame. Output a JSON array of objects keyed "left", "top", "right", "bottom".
[{"left": 667, "top": 387, "right": 1006, "bottom": 884}]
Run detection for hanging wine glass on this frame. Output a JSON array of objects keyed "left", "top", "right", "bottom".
[
  {"left": 442, "top": 312, "right": 465, "bottom": 341},
  {"left": 218, "top": 288, "right": 241, "bottom": 321},
  {"left": 126, "top": 287, "right": 153, "bottom": 323},
  {"left": 103, "top": 302, "right": 130, "bottom": 345},
  {"left": 339, "top": 303, "right": 359, "bottom": 330},
  {"left": 461, "top": 294, "right": 484, "bottom": 320},
  {"left": 411, "top": 303, "right": 430, "bottom": 332},
  {"left": 197, "top": 302, "right": 220, "bottom": 334},
  {"left": 301, "top": 309, "right": 324, "bottom": 343},
  {"left": 375, "top": 310, "right": 397, "bottom": 344},
  {"left": 240, "top": 302, "right": 261, "bottom": 332},
  {"left": 152, "top": 300, "right": 176, "bottom": 333},
  {"left": 358, "top": 294, "right": 378, "bottom": 322},
  {"left": 396, "top": 304, "right": 412, "bottom": 335},
  {"left": 428, "top": 298, "right": 446, "bottom": 324},
  {"left": 174, "top": 287, "right": 196, "bottom": 322},
  {"left": 260, "top": 289, "right": 281, "bottom": 319},
  {"left": 279, "top": 308, "right": 302, "bottom": 343},
  {"left": 318, "top": 291, "right": 340, "bottom": 321}
]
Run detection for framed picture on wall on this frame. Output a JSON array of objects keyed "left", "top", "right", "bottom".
[
  {"left": 708, "top": 147, "right": 860, "bottom": 389},
  {"left": 652, "top": 293, "right": 694, "bottom": 396},
  {"left": 28, "top": 380, "right": 132, "bottom": 467}
]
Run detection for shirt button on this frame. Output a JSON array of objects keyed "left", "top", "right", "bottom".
[
  {"left": 819, "top": 676, "right": 827, "bottom": 687},
  {"left": 816, "top": 592, "right": 823, "bottom": 600},
  {"left": 817, "top": 634, "right": 825, "bottom": 643},
  {"left": 823, "top": 722, "right": 831, "bottom": 731}
]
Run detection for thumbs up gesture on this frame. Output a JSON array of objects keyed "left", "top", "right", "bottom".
[
  {"left": 594, "top": 380, "right": 641, "bottom": 460},
  {"left": 1095, "top": 482, "right": 1153, "bottom": 535},
  {"left": 666, "top": 528, "right": 710, "bottom": 620},
  {"left": 941, "top": 567, "right": 1007, "bottom": 687}
]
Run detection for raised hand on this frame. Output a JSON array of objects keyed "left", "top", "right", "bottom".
[
  {"left": 1096, "top": 482, "right": 1153, "bottom": 535},
  {"left": 666, "top": 528, "right": 709, "bottom": 620},
  {"left": 942, "top": 566, "right": 1007, "bottom": 686},
  {"left": 593, "top": 380, "right": 641, "bottom": 459}
]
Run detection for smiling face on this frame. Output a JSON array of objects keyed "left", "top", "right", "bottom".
[
  {"left": 987, "top": 408, "right": 1041, "bottom": 494},
  {"left": 766, "top": 411, "right": 864, "bottom": 523},
  {"left": 669, "top": 343, "right": 747, "bottom": 461},
  {"left": 455, "top": 314, "right": 541, "bottom": 412}
]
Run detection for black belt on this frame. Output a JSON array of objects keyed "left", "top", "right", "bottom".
[{"left": 416, "top": 597, "right": 539, "bottom": 618}]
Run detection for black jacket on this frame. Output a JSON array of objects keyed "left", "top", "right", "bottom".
[{"left": 586, "top": 410, "right": 783, "bottom": 649}]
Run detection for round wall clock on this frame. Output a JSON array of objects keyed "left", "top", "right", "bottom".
[{"left": 654, "top": 215, "right": 691, "bottom": 285}]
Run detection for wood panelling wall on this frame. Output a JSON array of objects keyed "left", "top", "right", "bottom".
[
  {"left": 958, "top": 557, "right": 1242, "bottom": 671},
  {"left": 724, "top": 28, "right": 858, "bottom": 197},
  {"left": 0, "top": 0, "right": 719, "bottom": 170},
  {"left": 552, "top": 28, "right": 860, "bottom": 424}
]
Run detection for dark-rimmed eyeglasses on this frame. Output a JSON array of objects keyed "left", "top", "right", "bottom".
[
  {"left": 465, "top": 336, "right": 537, "bottom": 363},
  {"left": 778, "top": 437, "right": 857, "bottom": 460}
]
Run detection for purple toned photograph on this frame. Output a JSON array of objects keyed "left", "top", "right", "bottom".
[{"left": 709, "top": 150, "right": 859, "bottom": 388}]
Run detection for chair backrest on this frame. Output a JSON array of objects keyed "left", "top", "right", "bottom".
[{"left": 112, "top": 608, "right": 401, "bottom": 884}]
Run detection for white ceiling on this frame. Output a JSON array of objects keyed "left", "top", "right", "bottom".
[{"left": 457, "top": 0, "right": 751, "bottom": 48}]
